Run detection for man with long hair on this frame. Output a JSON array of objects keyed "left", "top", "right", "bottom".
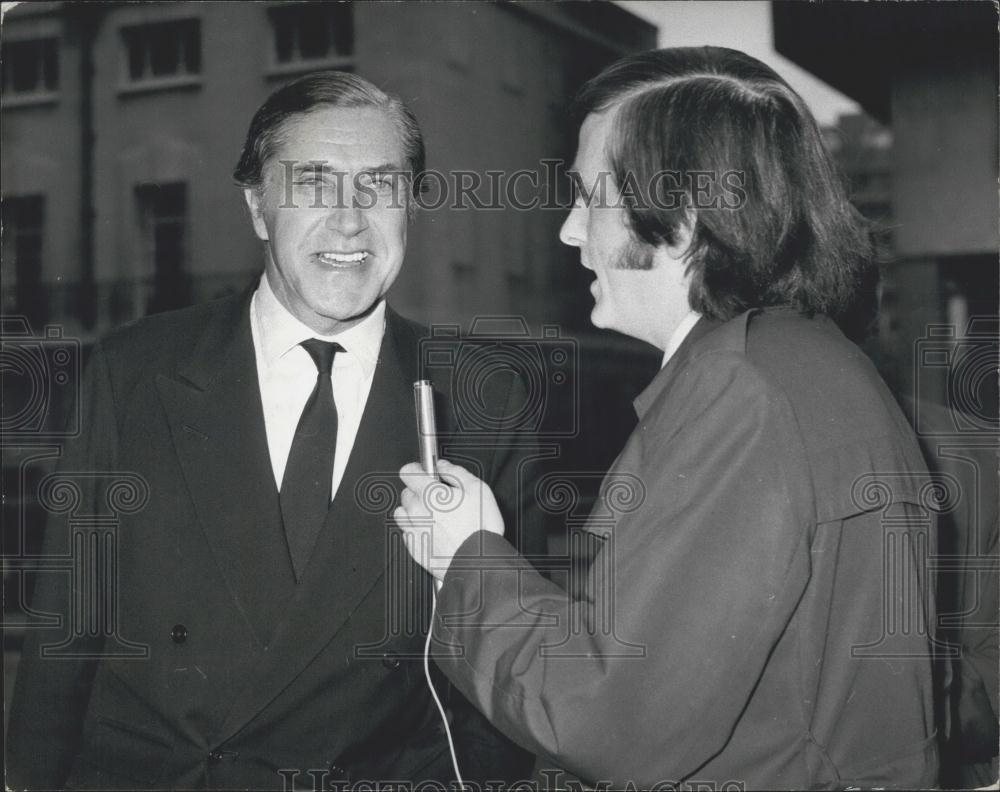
[{"left": 397, "top": 47, "right": 938, "bottom": 789}]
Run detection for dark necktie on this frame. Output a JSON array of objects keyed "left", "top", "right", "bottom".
[{"left": 281, "top": 339, "right": 343, "bottom": 581}]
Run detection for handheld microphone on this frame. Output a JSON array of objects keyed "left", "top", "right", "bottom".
[
  {"left": 412, "top": 379, "right": 463, "bottom": 785},
  {"left": 413, "top": 380, "right": 439, "bottom": 477}
]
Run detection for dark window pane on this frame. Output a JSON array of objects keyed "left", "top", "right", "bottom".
[
  {"left": 126, "top": 34, "right": 145, "bottom": 80},
  {"left": 4, "top": 195, "right": 44, "bottom": 229},
  {"left": 2, "top": 195, "right": 47, "bottom": 326},
  {"left": 272, "top": 10, "right": 294, "bottom": 63},
  {"left": 18, "top": 235, "right": 43, "bottom": 268},
  {"left": 269, "top": 4, "right": 353, "bottom": 62},
  {"left": 331, "top": 5, "right": 354, "bottom": 56},
  {"left": 153, "top": 224, "right": 184, "bottom": 270},
  {"left": 153, "top": 183, "right": 186, "bottom": 217},
  {"left": 42, "top": 39, "right": 59, "bottom": 90},
  {"left": 149, "top": 29, "right": 179, "bottom": 77},
  {"left": 298, "top": 8, "right": 330, "bottom": 59},
  {"left": 182, "top": 21, "right": 200, "bottom": 73},
  {"left": 2, "top": 39, "right": 59, "bottom": 94},
  {"left": 10, "top": 41, "right": 40, "bottom": 92},
  {"left": 137, "top": 183, "right": 190, "bottom": 314}
]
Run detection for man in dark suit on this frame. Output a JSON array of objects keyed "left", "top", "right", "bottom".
[
  {"left": 397, "top": 48, "right": 939, "bottom": 789},
  {"left": 7, "top": 72, "right": 541, "bottom": 789}
]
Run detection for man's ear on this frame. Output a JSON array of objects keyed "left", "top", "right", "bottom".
[
  {"left": 243, "top": 187, "right": 269, "bottom": 242},
  {"left": 665, "top": 209, "right": 695, "bottom": 261}
]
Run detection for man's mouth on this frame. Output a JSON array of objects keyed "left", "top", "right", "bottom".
[{"left": 316, "top": 251, "right": 369, "bottom": 267}]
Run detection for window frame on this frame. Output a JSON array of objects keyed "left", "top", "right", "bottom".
[
  {"left": 1, "top": 36, "right": 60, "bottom": 108},
  {"left": 117, "top": 17, "right": 203, "bottom": 96},
  {"left": 264, "top": 2, "right": 355, "bottom": 79}
]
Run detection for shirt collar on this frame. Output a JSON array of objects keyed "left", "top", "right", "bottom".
[
  {"left": 253, "top": 273, "right": 385, "bottom": 378},
  {"left": 634, "top": 313, "right": 720, "bottom": 421},
  {"left": 661, "top": 310, "right": 702, "bottom": 369}
]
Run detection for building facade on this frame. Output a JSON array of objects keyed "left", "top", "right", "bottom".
[{"left": 2, "top": 1, "right": 655, "bottom": 339}]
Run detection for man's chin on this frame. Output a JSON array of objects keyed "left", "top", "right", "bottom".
[{"left": 313, "top": 298, "right": 383, "bottom": 331}]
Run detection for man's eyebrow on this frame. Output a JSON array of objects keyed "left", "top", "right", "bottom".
[
  {"left": 286, "top": 162, "right": 409, "bottom": 179},
  {"left": 357, "top": 162, "right": 408, "bottom": 174},
  {"left": 289, "top": 162, "right": 332, "bottom": 177}
]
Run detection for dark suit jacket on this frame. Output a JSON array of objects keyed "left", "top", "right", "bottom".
[
  {"left": 7, "top": 289, "right": 544, "bottom": 789},
  {"left": 433, "top": 308, "right": 939, "bottom": 790}
]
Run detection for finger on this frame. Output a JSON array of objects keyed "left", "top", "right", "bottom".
[
  {"left": 400, "top": 462, "right": 424, "bottom": 478},
  {"left": 400, "top": 487, "right": 427, "bottom": 516},
  {"left": 394, "top": 505, "right": 426, "bottom": 540},
  {"left": 400, "top": 463, "right": 435, "bottom": 493}
]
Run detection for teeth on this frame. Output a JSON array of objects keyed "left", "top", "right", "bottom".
[{"left": 319, "top": 252, "right": 367, "bottom": 264}]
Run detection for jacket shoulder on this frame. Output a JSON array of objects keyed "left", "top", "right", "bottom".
[
  {"left": 742, "top": 310, "right": 905, "bottom": 440},
  {"left": 743, "top": 309, "right": 929, "bottom": 518},
  {"left": 99, "top": 294, "right": 243, "bottom": 363},
  {"left": 93, "top": 293, "right": 248, "bottom": 399}
]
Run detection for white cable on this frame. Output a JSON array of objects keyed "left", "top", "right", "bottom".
[{"left": 426, "top": 583, "right": 464, "bottom": 788}]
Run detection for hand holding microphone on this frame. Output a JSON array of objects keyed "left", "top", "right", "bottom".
[
  {"left": 396, "top": 381, "right": 505, "bottom": 581},
  {"left": 405, "top": 384, "right": 502, "bottom": 786}
]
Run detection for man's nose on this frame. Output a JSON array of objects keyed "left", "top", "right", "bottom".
[
  {"left": 326, "top": 193, "right": 368, "bottom": 236},
  {"left": 559, "top": 204, "right": 585, "bottom": 249}
]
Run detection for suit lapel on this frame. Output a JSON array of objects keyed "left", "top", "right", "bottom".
[
  {"left": 155, "top": 290, "right": 296, "bottom": 646},
  {"left": 215, "top": 308, "right": 426, "bottom": 740}
]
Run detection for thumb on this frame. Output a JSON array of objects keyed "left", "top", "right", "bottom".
[{"left": 436, "top": 459, "right": 474, "bottom": 489}]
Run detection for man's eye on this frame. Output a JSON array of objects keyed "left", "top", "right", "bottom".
[{"left": 360, "top": 173, "right": 394, "bottom": 189}]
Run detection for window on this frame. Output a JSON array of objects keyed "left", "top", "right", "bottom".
[
  {"left": 1, "top": 38, "right": 59, "bottom": 98},
  {"left": 269, "top": 4, "right": 353, "bottom": 68},
  {"left": 136, "top": 183, "right": 191, "bottom": 314},
  {"left": 1, "top": 195, "right": 47, "bottom": 325},
  {"left": 121, "top": 19, "right": 200, "bottom": 84}
]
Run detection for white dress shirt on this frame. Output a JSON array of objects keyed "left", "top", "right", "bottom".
[
  {"left": 661, "top": 310, "right": 702, "bottom": 369},
  {"left": 250, "top": 274, "right": 385, "bottom": 499}
]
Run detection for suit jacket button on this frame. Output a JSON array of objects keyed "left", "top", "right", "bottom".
[
  {"left": 381, "top": 651, "right": 401, "bottom": 670},
  {"left": 171, "top": 624, "right": 188, "bottom": 643},
  {"left": 207, "top": 750, "right": 223, "bottom": 763}
]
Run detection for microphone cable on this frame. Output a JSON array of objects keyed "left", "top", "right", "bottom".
[{"left": 425, "top": 580, "right": 465, "bottom": 788}]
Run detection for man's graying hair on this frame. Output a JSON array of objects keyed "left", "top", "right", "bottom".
[
  {"left": 233, "top": 70, "right": 425, "bottom": 200},
  {"left": 575, "top": 46, "right": 875, "bottom": 330}
]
